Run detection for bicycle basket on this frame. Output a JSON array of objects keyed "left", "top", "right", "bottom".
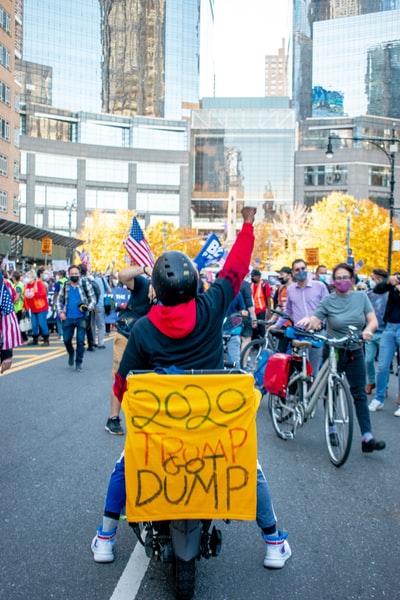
[{"left": 263, "top": 353, "right": 292, "bottom": 398}]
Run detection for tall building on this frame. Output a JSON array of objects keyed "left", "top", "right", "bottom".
[
  {"left": 18, "top": 0, "right": 214, "bottom": 120},
  {"left": 292, "top": 0, "right": 400, "bottom": 120},
  {"left": 0, "top": 0, "right": 21, "bottom": 222},
  {"left": 12, "top": 0, "right": 215, "bottom": 238},
  {"left": 191, "top": 97, "right": 296, "bottom": 232},
  {"left": 264, "top": 39, "right": 288, "bottom": 97},
  {"left": 99, "top": 0, "right": 214, "bottom": 120}
]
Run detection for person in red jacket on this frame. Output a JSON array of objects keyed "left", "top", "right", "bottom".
[
  {"left": 24, "top": 267, "right": 49, "bottom": 346},
  {"left": 91, "top": 207, "right": 291, "bottom": 570}
]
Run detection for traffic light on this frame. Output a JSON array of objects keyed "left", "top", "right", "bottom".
[{"left": 284, "top": 238, "right": 288, "bottom": 250}]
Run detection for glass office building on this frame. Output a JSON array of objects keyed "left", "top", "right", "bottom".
[
  {"left": 16, "top": 0, "right": 215, "bottom": 235},
  {"left": 312, "top": 10, "right": 400, "bottom": 118},
  {"left": 20, "top": 0, "right": 214, "bottom": 119},
  {"left": 191, "top": 98, "right": 295, "bottom": 231},
  {"left": 292, "top": 0, "right": 400, "bottom": 120},
  {"left": 21, "top": 0, "right": 101, "bottom": 112}
]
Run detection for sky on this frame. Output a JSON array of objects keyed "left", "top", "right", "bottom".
[{"left": 213, "top": 0, "right": 292, "bottom": 97}]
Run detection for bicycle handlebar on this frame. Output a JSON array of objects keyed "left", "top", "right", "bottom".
[{"left": 286, "top": 324, "right": 362, "bottom": 347}]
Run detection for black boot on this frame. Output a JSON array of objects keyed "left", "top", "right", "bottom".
[
  {"left": 28, "top": 335, "right": 39, "bottom": 345},
  {"left": 42, "top": 335, "right": 50, "bottom": 346}
]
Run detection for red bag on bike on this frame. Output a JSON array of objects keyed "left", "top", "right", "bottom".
[
  {"left": 263, "top": 353, "right": 292, "bottom": 398},
  {"left": 264, "top": 353, "right": 313, "bottom": 398}
]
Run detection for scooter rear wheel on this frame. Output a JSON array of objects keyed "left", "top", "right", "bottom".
[{"left": 174, "top": 557, "right": 195, "bottom": 600}]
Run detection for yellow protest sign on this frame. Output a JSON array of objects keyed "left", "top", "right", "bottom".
[{"left": 123, "top": 372, "right": 261, "bottom": 522}]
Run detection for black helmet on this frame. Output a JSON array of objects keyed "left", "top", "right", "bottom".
[{"left": 152, "top": 251, "right": 198, "bottom": 306}]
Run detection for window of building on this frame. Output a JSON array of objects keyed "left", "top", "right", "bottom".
[
  {"left": 0, "top": 8, "right": 11, "bottom": 34},
  {"left": 13, "top": 161, "right": 19, "bottom": 180},
  {"left": 14, "top": 127, "right": 19, "bottom": 148},
  {"left": 0, "top": 81, "right": 10, "bottom": 106},
  {"left": 0, "top": 154, "right": 7, "bottom": 176},
  {"left": 303, "top": 192, "right": 329, "bottom": 208},
  {"left": 304, "top": 165, "right": 348, "bottom": 186},
  {"left": 369, "top": 166, "right": 390, "bottom": 187},
  {"left": 0, "top": 44, "right": 10, "bottom": 70},
  {"left": 0, "top": 190, "right": 7, "bottom": 211},
  {"left": 0, "top": 118, "right": 10, "bottom": 141}
]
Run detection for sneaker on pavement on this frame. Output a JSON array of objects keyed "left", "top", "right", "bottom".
[
  {"left": 262, "top": 530, "right": 292, "bottom": 569},
  {"left": 91, "top": 527, "right": 117, "bottom": 563},
  {"left": 362, "top": 438, "right": 386, "bottom": 453},
  {"left": 97, "top": 345, "right": 106, "bottom": 349},
  {"left": 105, "top": 416, "right": 125, "bottom": 435},
  {"left": 75, "top": 364, "right": 82, "bottom": 372},
  {"left": 368, "top": 399, "right": 384, "bottom": 412},
  {"left": 394, "top": 406, "right": 400, "bottom": 417}
]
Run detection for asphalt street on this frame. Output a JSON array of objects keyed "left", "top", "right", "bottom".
[{"left": 1, "top": 333, "right": 399, "bottom": 600}]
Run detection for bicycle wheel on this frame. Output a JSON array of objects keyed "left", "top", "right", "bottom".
[
  {"left": 240, "top": 338, "right": 266, "bottom": 372},
  {"left": 324, "top": 375, "right": 353, "bottom": 467},
  {"left": 268, "top": 376, "right": 303, "bottom": 440}
]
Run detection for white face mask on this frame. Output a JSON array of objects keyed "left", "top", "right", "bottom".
[{"left": 368, "top": 277, "right": 376, "bottom": 289}]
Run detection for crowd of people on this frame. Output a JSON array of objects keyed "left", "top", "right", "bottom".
[
  {"left": 0, "top": 262, "right": 119, "bottom": 373},
  {"left": 2, "top": 225, "right": 399, "bottom": 573}
]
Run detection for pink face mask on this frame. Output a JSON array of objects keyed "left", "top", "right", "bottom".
[{"left": 333, "top": 279, "right": 353, "bottom": 293}]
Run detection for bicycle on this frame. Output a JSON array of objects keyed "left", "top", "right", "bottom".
[{"left": 265, "top": 322, "right": 359, "bottom": 467}]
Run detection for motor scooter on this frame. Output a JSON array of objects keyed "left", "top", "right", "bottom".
[
  {"left": 123, "top": 369, "right": 260, "bottom": 600},
  {"left": 130, "top": 518, "right": 222, "bottom": 600}
]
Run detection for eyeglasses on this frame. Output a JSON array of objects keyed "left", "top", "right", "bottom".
[
  {"left": 293, "top": 266, "right": 306, "bottom": 273},
  {"left": 334, "top": 275, "right": 352, "bottom": 281}
]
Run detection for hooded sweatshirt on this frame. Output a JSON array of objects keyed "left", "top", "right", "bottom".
[{"left": 114, "top": 222, "right": 254, "bottom": 401}]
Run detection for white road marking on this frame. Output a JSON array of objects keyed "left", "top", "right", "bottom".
[{"left": 110, "top": 543, "right": 150, "bottom": 600}]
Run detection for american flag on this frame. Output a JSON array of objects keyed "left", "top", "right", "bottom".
[
  {"left": 0, "top": 275, "right": 23, "bottom": 349},
  {"left": 124, "top": 217, "right": 155, "bottom": 268}
]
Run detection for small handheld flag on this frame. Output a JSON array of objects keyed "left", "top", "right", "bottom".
[{"left": 124, "top": 217, "right": 155, "bottom": 268}]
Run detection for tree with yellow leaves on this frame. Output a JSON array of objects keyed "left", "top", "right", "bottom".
[
  {"left": 78, "top": 210, "right": 206, "bottom": 273},
  {"left": 304, "top": 193, "right": 400, "bottom": 274}
]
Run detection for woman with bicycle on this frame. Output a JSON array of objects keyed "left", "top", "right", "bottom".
[{"left": 298, "top": 263, "right": 386, "bottom": 454}]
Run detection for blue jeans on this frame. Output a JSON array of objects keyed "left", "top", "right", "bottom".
[
  {"left": 104, "top": 454, "right": 277, "bottom": 531},
  {"left": 364, "top": 331, "right": 382, "bottom": 385},
  {"left": 62, "top": 317, "right": 87, "bottom": 365},
  {"left": 31, "top": 310, "right": 49, "bottom": 336},
  {"left": 376, "top": 323, "right": 400, "bottom": 402},
  {"left": 226, "top": 335, "right": 241, "bottom": 367},
  {"left": 94, "top": 304, "right": 106, "bottom": 346}
]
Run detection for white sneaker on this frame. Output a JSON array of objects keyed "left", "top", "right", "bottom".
[
  {"left": 394, "top": 406, "right": 400, "bottom": 417},
  {"left": 263, "top": 530, "right": 292, "bottom": 569},
  {"left": 369, "top": 399, "right": 384, "bottom": 412},
  {"left": 91, "top": 527, "right": 116, "bottom": 563}
]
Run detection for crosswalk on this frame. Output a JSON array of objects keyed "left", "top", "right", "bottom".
[{"left": 4, "top": 333, "right": 115, "bottom": 375}]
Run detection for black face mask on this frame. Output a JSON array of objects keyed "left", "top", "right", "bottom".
[
  {"left": 278, "top": 276, "right": 287, "bottom": 284},
  {"left": 70, "top": 276, "right": 79, "bottom": 283}
]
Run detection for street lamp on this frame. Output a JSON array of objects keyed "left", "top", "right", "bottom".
[
  {"left": 65, "top": 198, "right": 77, "bottom": 237},
  {"left": 339, "top": 203, "right": 359, "bottom": 264},
  {"left": 65, "top": 198, "right": 77, "bottom": 263},
  {"left": 326, "top": 129, "right": 399, "bottom": 273}
]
